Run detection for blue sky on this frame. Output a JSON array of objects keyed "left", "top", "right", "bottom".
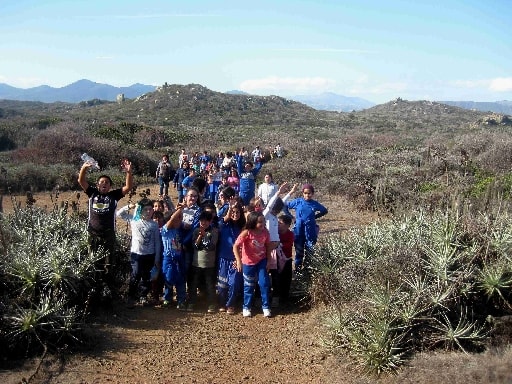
[{"left": 0, "top": 0, "right": 510, "bottom": 103}]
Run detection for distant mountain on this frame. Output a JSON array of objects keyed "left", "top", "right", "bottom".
[
  {"left": 288, "top": 92, "right": 375, "bottom": 112},
  {"left": 439, "top": 100, "right": 512, "bottom": 115},
  {"left": 0, "top": 79, "right": 156, "bottom": 103},
  {"left": 225, "top": 90, "right": 375, "bottom": 112},
  {"left": 226, "top": 90, "right": 250, "bottom": 95}
]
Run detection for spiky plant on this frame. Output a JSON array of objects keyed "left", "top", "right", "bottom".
[
  {"left": 0, "top": 205, "right": 102, "bottom": 358},
  {"left": 429, "top": 308, "right": 487, "bottom": 353},
  {"left": 478, "top": 261, "right": 512, "bottom": 308}
]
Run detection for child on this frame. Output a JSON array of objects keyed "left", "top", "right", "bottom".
[
  {"left": 262, "top": 183, "right": 296, "bottom": 308},
  {"left": 161, "top": 204, "right": 187, "bottom": 310},
  {"left": 217, "top": 200, "right": 246, "bottom": 314},
  {"left": 236, "top": 150, "right": 263, "bottom": 207},
  {"left": 117, "top": 199, "right": 161, "bottom": 307},
  {"left": 233, "top": 211, "right": 273, "bottom": 318},
  {"left": 216, "top": 186, "right": 236, "bottom": 220},
  {"left": 244, "top": 196, "right": 263, "bottom": 220},
  {"left": 285, "top": 183, "right": 328, "bottom": 272},
  {"left": 181, "top": 168, "right": 197, "bottom": 197},
  {"left": 277, "top": 214, "right": 294, "bottom": 305},
  {"left": 257, "top": 173, "right": 279, "bottom": 208},
  {"left": 188, "top": 210, "right": 219, "bottom": 313}
]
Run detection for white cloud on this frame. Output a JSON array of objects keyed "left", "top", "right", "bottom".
[
  {"left": 239, "top": 76, "right": 336, "bottom": 94},
  {"left": 451, "top": 78, "right": 512, "bottom": 92},
  {"left": 489, "top": 77, "right": 512, "bottom": 92}
]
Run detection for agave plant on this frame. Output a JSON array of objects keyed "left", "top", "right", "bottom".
[
  {"left": 0, "top": 205, "right": 101, "bottom": 358},
  {"left": 478, "top": 261, "right": 512, "bottom": 308},
  {"left": 429, "top": 308, "right": 487, "bottom": 353}
]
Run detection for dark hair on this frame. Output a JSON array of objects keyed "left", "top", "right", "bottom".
[
  {"left": 227, "top": 202, "right": 246, "bottom": 229},
  {"left": 199, "top": 210, "right": 213, "bottom": 222},
  {"left": 153, "top": 211, "right": 164, "bottom": 220},
  {"left": 187, "top": 186, "right": 200, "bottom": 197},
  {"left": 97, "top": 174, "right": 113, "bottom": 185},
  {"left": 265, "top": 172, "right": 273, "bottom": 180},
  {"left": 245, "top": 211, "right": 263, "bottom": 230},
  {"left": 138, "top": 198, "right": 154, "bottom": 208},
  {"left": 201, "top": 201, "right": 216, "bottom": 213},
  {"left": 245, "top": 160, "right": 253, "bottom": 167},
  {"left": 220, "top": 186, "right": 235, "bottom": 199},
  {"left": 278, "top": 213, "right": 292, "bottom": 226},
  {"left": 272, "top": 197, "right": 284, "bottom": 214},
  {"left": 192, "top": 177, "right": 207, "bottom": 193}
]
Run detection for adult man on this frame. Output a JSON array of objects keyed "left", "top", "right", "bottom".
[
  {"left": 78, "top": 158, "right": 133, "bottom": 301},
  {"left": 156, "top": 154, "right": 173, "bottom": 197}
]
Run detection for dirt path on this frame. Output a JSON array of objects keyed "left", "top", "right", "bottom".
[{"left": 4, "top": 302, "right": 357, "bottom": 384}]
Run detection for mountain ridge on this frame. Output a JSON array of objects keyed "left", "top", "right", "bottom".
[{"left": 0, "top": 80, "right": 511, "bottom": 114}]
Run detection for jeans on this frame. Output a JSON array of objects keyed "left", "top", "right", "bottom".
[
  {"left": 158, "top": 176, "right": 169, "bottom": 196},
  {"left": 128, "top": 252, "right": 155, "bottom": 299},
  {"left": 294, "top": 236, "right": 315, "bottom": 270},
  {"left": 242, "top": 258, "right": 271, "bottom": 310}
]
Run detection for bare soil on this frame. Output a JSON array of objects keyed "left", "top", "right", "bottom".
[{"left": 1, "top": 186, "right": 511, "bottom": 384}]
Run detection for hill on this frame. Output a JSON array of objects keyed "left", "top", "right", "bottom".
[{"left": 2, "top": 79, "right": 511, "bottom": 115}]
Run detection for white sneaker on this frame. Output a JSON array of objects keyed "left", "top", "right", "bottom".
[
  {"left": 242, "top": 308, "right": 252, "bottom": 317},
  {"left": 263, "top": 308, "right": 272, "bottom": 318}
]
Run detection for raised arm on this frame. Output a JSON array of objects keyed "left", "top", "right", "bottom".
[
  {"left": 78, "top": 163, "right": 92, "bottom": 191},
  {"left": 121, "top": 159, "right": 134, "bottom": 196}
]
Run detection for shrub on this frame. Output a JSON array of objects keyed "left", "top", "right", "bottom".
[
  {"left": 0, "top": 203, "right": 98, "bottom": 358},
  {"left": 312, "top": 209, "right": 512, "bottom": 374}
]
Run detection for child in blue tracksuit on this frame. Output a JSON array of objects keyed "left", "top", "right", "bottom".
[
  {"left": 161, "top": 204, "right": 187, "bottom": 310},
  {"left": 236, "top": 150, "right": 263, "bottom": 206},
  {"left": 285, "top": 183, "right": 328, "bottom": 271},
  {"left": 217, "top": 200, "right": 246, "bottom": 314}
]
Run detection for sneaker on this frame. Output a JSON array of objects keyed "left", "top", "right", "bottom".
[
  {"left": 207, "top": 305, "right": 217, "bottom": 313},
  {"left": 139, "top": 297, "right": 148, "bottom": 307},
  {"left": 226, "top": 307, "right": 236, "bottom": 315},
  {"left": 263, "top": 308, "right": 272, "bottom": 318},
  {"left": 218, "top": 307, "right": 226, "bottom": 313},
  {"left": 242, "top": 308, "right": 252, "bottom": 317},
  {"left": 271, "top": 297, "right": 280, "bottom": 308},
  {"left": 162, "top": 300, "right": 171, "bottom": 308},
  {"left": 176, "top": 302, "right": 187, "bottom": 311},
  {"left": 186, "top": 303, "right": 194, "bottom": 312}
]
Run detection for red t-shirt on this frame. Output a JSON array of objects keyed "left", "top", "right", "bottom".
[{"left": 279, "top": 229, "right": 294, "bottom": 259}]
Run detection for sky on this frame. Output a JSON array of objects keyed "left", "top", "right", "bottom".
[{"left": 0, "top": 0, "right": 510, "bottom": 104}]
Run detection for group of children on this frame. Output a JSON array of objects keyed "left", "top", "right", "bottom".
[
  {"left": 117, "top": 183, "right": 302, "bottom": 318},
  {"left": 80, "top": 151, "right": 327, "bottom": 318}
]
